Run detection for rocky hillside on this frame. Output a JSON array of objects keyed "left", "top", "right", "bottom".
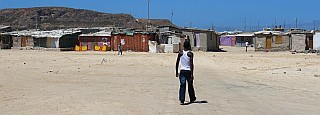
[{"left": 0, "top": 7, "right": 174, "bottom": 30}]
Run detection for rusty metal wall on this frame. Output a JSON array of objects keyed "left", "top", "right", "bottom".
[{"left": 111, "top": 33, "right": 150, "bottom": 52}]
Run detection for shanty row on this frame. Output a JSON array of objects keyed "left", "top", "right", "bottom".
[{"left": 1, "top": 25, "right": 320, "bottom": 52}]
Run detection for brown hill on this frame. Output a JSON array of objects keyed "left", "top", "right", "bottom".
[{"left": 0, "top": 7, "right": 174, "bottom": 30}]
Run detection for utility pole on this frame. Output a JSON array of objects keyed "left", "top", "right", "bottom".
[
  {"left": 35, "top": 17, "right": 38, "bottom": 31},
  {"left": 295, "top": 18, "right": 298, "bottom": 28},
  {"left": 189, "top": 21, "right": 192, "bottom": 28},
  {"left": 171, "top": 10, "right": 173, "bottom": 27},
  {"left": 212, "top": 21, "right": 214, "bottom": 31},
  {"left": 148, "top": 0, "right": 150, "bottom": 23},
  {"left": 257, "top": 20, "right": 260, "bottom": 31},
  {"left": 31, "top": 16, "right": 39, "bottom": 31},
  {"left": 274, "top": 18, "right": 277, "bottom": 28},
  {"left": 250, "top": 22, "right": 252, "bottom": 32},
  {"left": 244, "top": 18, "right": 247, "bottom": 32},
  {"left": 314, "top": 20, "right": 316, "bottom": 30},
  {"left": 146, "top": 0, "right": 150, "bottom": 31},
  {"left": 284, "top": 20, "right": 286, "bottom": 29}
]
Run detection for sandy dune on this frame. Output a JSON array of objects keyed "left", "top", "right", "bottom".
[{"left": 0, "top": 46, "right": 319, "bottom": 114}]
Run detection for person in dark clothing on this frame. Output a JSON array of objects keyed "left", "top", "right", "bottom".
[
  {"left": 118, "top": 43, "right": 122, "bottom": 55},
  {"left": 175, "top": 41, "right": 196, "bottom": 105}
]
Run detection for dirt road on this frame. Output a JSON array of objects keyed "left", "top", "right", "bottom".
[{"left": 1, "top": 46, "right": 319, "bottom": 114}]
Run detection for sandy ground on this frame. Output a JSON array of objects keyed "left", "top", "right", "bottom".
[{"left": 0, "top": 46, "right": 320, "bottom": 115}]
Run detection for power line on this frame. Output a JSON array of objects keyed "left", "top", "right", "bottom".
[{"left": 171, "top": 10, "right": 173, "bottom": 26}]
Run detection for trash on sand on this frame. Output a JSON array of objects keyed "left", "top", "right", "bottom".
[{"left": 101, "top": 58, "right": 108, "bottom": 64}]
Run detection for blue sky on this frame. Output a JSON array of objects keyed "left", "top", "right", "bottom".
[{"left": 1, "top": 0, "right": 320, "bottom": 31}]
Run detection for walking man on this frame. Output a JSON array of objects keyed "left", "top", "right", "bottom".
[
  {"left": 175, "top": 41, "right": 196, "bottom": 105},
  {"left": 245, "top": 41, "right": 249, "bottom": 52}
]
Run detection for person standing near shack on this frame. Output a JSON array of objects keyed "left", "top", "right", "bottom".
[
  {"left": 175, "top": 41, "right": 196, "bottom": 105},
  {"left": 118, "top": 43, "right": 122, "bottom": 55},
  {"left": 117, "top": 38, "right": 125, "bottom": 56},
  {"left": 245, "top": 41, "right": 249, "bottom": 52}
]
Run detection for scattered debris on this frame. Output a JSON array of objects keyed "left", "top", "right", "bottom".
[
  {"left": 101, "top": 58, "right": 108, "bottom": 64},
  {"left": 47, "top": 70, "right": 59, "bottom": 74},
  {"left": 297, "top": 68, "right": 302, "bottom": 71}
]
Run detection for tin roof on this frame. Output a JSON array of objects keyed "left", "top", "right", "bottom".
[
  {"left": 3, "top": 29, "right": 81, "bottom": 38},
  {"left": 79, "top": 30, "right": 111, "bottom": 37},
  {"left": 235, "top": 33, "right": 254, "bottom": 37},
  {"left": 254, "top": 31, "right": 289, "bottom": 35},
  {"left": 0, "top": 25, "right": 11, "bottom": 29}
]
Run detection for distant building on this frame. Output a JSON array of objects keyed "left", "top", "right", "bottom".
[
  {"left": 220, "top": 35, "right": 236, "bottom": 46},
  {"left": 156, "top": 26, "right": 220, "bottom": 52},
  {"left": 289, "top": 29, "right": 314, "bottom": 52},
  {"left": 78, "top": 30, "right": 112, "bottom": 51},
  {"left": 254, "top": 31, "right": 290, "bottom": 52},
  {"left": 0, "top": 25, "right": 13, "bottom": 49},
  {"left": 0, "top": 34, "right": 12, "bottom": 49},
  {"left": 180, "top": 28, "right": 219, "bottom": 52},
  {"left": 78, "top": 30, "right": 152, "bottom": 52},
  {"left": 112, "top": 30, "right": 153, "bottom": 52},
  {"left": 0, "top": 25, "right": 12, "bottom": 33},
  {"left": 313, "top": 31, "right": 320, "bottom": 50},
  {"left": 234, "top": 33, "right": 255, "bottom": 47},
  {"left": 1, "top": 29, "right": 81, "bottom": 49}
]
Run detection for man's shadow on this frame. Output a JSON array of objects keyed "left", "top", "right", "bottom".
[{"left": 181, "top": 100, "right": 208, "bottom": 105}]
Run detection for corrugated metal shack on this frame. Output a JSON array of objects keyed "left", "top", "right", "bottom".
[
  {"left": 1, "top": 30, "right": 35, "bottom": 49},
  {"left": 220, "top": 35, "right": 236, "bottom": 46},
  {"left": 254, "top": 31, "right": 290, "bottom": 52},
  {"left": 3, "top": 29, "right": 81, "bottom": 49},
  {"left": 289, "top": 29, "right": 314, "bottom": 52},
  {"left": 0, "top": 25, "right": 12, "bottom": 33},
  {"left": 78, "top": 31, "right": 112, "bottom": 51},
  {"left": 112, "top": 31, "right": 152, "bottom": 52},
  {"left": 235, "top": 33, "right": 255, "bottom": 47},
  {"left": 78, "top": 29, "right": 153, "bottom": 52},
  {"left": 0, "top": 25, "right": 13, "bottom": 49},
  {"left": 0, "top": 34, "right": 12, "bottom": 49},
  {"left": 156, "top": 26, "right": 185, "bottom": 53},
  {"left": 181, "top": 28, "right": 219, "bottom": 52}
]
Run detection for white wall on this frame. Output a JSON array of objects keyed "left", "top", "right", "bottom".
[
  {"left": 291, "top": 34, "right": 306, "bottom": 52},
  {"left": 314, "top": 32, "right": 320, "bottom": 50}
]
